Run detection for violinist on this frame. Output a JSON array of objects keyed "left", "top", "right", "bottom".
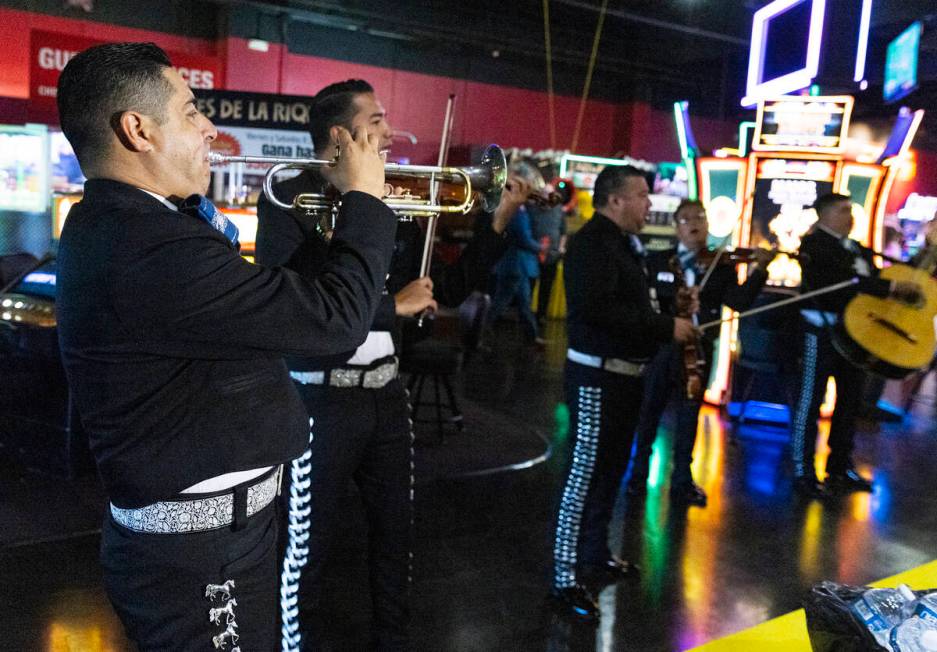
[
  {"left": 792, "top": 193, "right": 921, "bottom": 497},
  {"left": 628, "top": 199, "right": 775, "bottom": 507}
]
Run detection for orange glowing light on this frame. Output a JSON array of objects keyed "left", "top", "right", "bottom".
[{"left": 897, "top": 150, "right": 917, "bottom": 182}]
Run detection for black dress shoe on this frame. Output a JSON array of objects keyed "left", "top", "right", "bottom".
[
  {"left": 826, "top": 468, "right": 873, "bottom": 493},
  {"left": 670, "top": 482, "right": 708, "bottom": 507},
  {"left": 793, "top": 475, "right": 828, "bottom": 498},
  {"left": 549, "top": 584, "right": 599, "bottom": 623},
  {"left": 579, "top": 556, "right": 640, "bottom": 585}
]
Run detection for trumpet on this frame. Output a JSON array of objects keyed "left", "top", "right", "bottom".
[
  {"left": 208, "top": 145, "right": 507, "bottom": 218},
  {"left": 507, "top": 184, "right": 565, "bottom": 208}
]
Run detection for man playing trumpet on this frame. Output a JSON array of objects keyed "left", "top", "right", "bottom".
[{"left": 256, "top": 79, "right": 528, "bottom": 650}]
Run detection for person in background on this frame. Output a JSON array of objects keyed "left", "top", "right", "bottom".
[
  {"left": 484, "top": 160, "right": 547, "bottom": 347},
  {"left": 55, "top": 43, "right": 396, "bottom": 651},
  {"left": 530, "top": 180, "right": 568, "bottom": 326}
]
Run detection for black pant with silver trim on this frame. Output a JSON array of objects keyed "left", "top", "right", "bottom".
[
  {"left": 791, "top": 323, "right": 866, "bottom": 479},
  {"left": 553, "top": 360, "right": 644, "bottom": 589},
  {"left": 281, "top": 376, "right": 412, "bottom": 651},
  {"left": 631, "top": 343, "right": 708, "bottom": 491},
  {"left": 102, "top": 495, "right": 278, "bottom": 651}
]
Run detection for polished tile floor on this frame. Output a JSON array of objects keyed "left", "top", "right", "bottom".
[{"left": 2, "top": 318, "right": 937, "bottom": 651}]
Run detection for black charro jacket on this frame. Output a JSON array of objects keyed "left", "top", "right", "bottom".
[
  {"left": 799, "top": 226, "right": 890, "bottom": 314},
  {"left": 255, "top": 170, "right": 508, "bottom": 370},
  {"left": 564, "top": 213, "right": 674, "bottom": 361},
  {"left": 646, "top": 247, "right": 769, "bottom": 332},
  {"left": 56, "top": 178, "right": 396, "bottom": 507}
]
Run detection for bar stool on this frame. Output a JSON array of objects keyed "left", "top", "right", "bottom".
[{"left": 401, "top": 339, "right": 464, "bottom": 443}]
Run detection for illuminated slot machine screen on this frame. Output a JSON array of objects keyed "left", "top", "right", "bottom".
[
  {"left": 0, "top": 125, "right": 50, "bottom": 213},
  {"left": 754, "top": 98, "right": 850, "bottom": 152},
  {"left": 747, "top": 156, "right": 838, "bottom": 287},
  {"left": 745, "top": 97, "right": 856, "bottom": 287}
]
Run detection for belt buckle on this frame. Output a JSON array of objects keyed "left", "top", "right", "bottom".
[
  {"left": 604, "top": 358, "right": 641, "bottom": 376},
  {"left": 330, "top": 368, "right": 363, "bottom": 388},
  {"left": 362, "top": 361, "right": 397, "bottom": 389}
]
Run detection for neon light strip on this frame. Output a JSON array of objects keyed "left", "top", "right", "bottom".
[
  {"left": 686, "top": 160, "right": 698, "bottom": 201},
  {"left": 560, "top": 153, "right": 642, "bottom": 169},
  {"left": 742, "top": 0, "right": 827, "bottom": 107},
  {"left": 896, "top": 109, "right": 925, "bottom": 159},
  {"left": 558, "top": 153, "right": 649, "bottom": 181},
  {"left": 854, "top": 0, "right": 873, "bottom": 82},
  {"left": 738, "top": 121, "right": 756, "bottom": 156},
  {"left": 674, "top": 101, "right": 690, "bottom": 160}
]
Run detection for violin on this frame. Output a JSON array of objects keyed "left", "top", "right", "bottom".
[
  {"left": 695, "top": 246, "right": 803, "bottom": 267},
  {"left": 668, "top": 255, "right": 705, "bottom": 401}
]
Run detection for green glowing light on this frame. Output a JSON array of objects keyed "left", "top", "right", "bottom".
[
  {"left": 673, "top": 101, "right": 690, "bottom": 160},
  {"left": 647, "top": 430, "right": 671, "bottom": 490},
  {"left": 553, "top": 402, "right": 569, "bottom": 444}
]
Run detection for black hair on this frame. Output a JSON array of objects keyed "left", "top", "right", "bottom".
[
  {"left": 309, "top": 79, "right": 374, "bottom": 153},
  {"left": 592, "top": 165, "right": 647, "bottom": 208},
  {"left": 674, "top": 198, "right": 705, "bottom": 219},
  {"left": 813, "top": 193, "right": 852, "bottom": 218},
  {"left": 57, "top": 42, "right": 173, "bottom": 170}
]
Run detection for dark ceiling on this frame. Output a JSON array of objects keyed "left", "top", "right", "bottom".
[{"left": 221, "top": 0, "right": 937, "bottom": 123}]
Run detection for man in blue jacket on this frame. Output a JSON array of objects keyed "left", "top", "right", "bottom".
[{"left": 485, "top": 162, "right": 546, "bottom": 346}]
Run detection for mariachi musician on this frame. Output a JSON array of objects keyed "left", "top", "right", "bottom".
[
  {"left": 255, "top": 79, "right": 528, "bottom": 650},
  {"left": 551, "top": 165, "right": 697, "bottom": 623},
  {"left": 629, "top": 199, "right": 775, "bottom": 507},
  {"left": 792, "top": 193, "right": 921, "bottom": 497}
]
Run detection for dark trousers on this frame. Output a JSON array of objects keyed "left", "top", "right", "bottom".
[
  {"left": 536, "top": 258, "right": 560, "bottom": 320},
  {"left": 791, "top": 324, "right": 866, "bottom": 479},
  {"left": 630, "top": 343, "right": 705, "bottom": 490},
  {"left": 553, "top": 361, "right": 644, "bottom": 588},
  {"left": 102, "top": 502, "right": 279, "bottom": 651},
  {"left": 280, "top": 377, "right": 412, "bottom": 651},
  {"left": 488, "top": 272, "right": 539, "bottom": 339}
]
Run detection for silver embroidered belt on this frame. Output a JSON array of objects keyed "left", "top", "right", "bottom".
[
  {"left": 110, "top": 469, "right": 279, "bottom": 534},
  {"left": 567, "top": 348, "right": 646, "bottom": 377},
  {"left": 289, "top": 359, "right": 398, "bottom": 389}
]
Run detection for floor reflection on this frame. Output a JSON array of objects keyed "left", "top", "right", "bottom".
[{"left": 3, "top": 319, "right": 937, "bottom": 651}]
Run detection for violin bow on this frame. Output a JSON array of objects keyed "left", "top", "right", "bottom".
[
  {"left": 416, "top": 94, "right": 456, "bottom": 327},
  {"left": 697, "top": 278, "right": 859, "bottom": 332}
]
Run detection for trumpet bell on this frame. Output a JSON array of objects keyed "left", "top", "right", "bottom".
[{"left": 472, "top": 145, "right": 507, "bottom": 212}]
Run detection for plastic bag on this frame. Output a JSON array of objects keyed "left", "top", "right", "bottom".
[{"left": 805, "top": 581, "right": 937, "bottom": 652}]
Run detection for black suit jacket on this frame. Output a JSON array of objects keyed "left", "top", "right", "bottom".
[
  {"left": 255, "top": 170, "right": 508, "bottom": 368},
  {"left": 646, "top": 247, "right": 769, "bottom": 328},
  {"left": 564, "top": 213, "right": 673, "bottom": 361},
  {"left": 799, "top": 227, "right": 890, "bottom": 314},
  {"left": 56, "top": 178, "right": 396, "bottom": 507}
]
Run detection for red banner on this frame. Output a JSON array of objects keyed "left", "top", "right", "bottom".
[{"left": 29, "top": 30, "right": 220, "bottom": 124}]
